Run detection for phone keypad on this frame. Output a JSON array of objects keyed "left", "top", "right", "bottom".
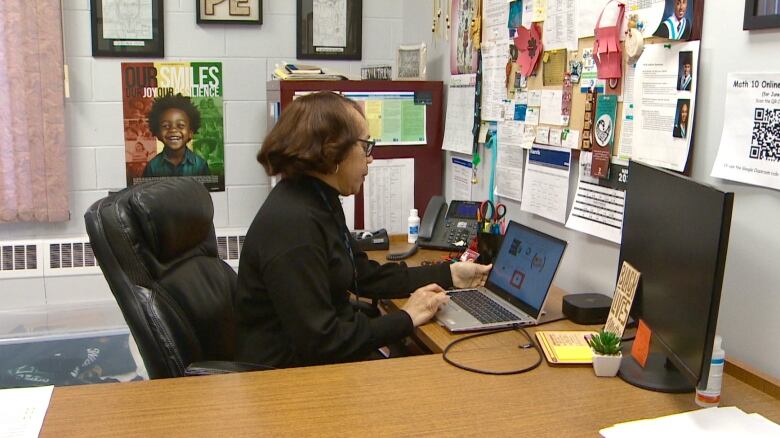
[{"left": 444, "top": 220, "right": 478, "bottom": 246}]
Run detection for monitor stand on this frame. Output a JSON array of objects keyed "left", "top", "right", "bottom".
[{"left": 617, "top": 342, "right": 694, "bottom": 393}]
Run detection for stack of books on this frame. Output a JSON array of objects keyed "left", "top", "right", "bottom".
[{"left": 272, "top": 63, "right": 348, "bottom": 81}]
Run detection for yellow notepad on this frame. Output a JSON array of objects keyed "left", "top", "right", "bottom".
[{"left": 535, "top": 330, "right": 597, "bottom": 364}]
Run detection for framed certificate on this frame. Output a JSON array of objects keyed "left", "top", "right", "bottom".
[
  {"left": 90, "top": 0, "right": 164, "bottom": 57},
  {"left": 296, "top": 0, "right": 362, "bottom": 60}
]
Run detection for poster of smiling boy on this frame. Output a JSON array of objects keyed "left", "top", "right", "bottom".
[{"left": 121, "top": 61, "right": 225, "bottom": 192}]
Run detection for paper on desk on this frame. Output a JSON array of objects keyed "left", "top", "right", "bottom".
[
  {"left": 600, "top": 406, "right": 780, "bottom": 438},
  {"left": 0, "top": 385, "right": 53, "bottom": 438}
]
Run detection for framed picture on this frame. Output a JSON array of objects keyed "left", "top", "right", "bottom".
[
  {"left": 90, "top": 0, "right": 164, "bottom": 57},
  {"left": 197, "top": 0, "right": 262, "bottom": 25},
  {"left": 396, "top": 43, "right": 427, "bottom": 80},
  {"left": 296, "top": 0, "right": 362, "bottom": 60},
  {"left": 744, "top": 0, "right": 780, "bottom": 29}
]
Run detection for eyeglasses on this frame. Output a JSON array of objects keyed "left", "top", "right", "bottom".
[{"left": 356, "top": 138, "right": 375, "bottom": 157}]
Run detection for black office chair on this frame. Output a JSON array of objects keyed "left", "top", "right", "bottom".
[{"left": 84, "top": 178, "right": 267, "bottom": 379}]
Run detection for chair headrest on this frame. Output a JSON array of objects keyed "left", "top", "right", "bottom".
[{"left": 129, "top": 178, "right": 214, "bottom": 263}]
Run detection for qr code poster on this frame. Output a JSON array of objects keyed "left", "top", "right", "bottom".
[{"left": 712, "top": 73, "right": 780, "bottom": 191}]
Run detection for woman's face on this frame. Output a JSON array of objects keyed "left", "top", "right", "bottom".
[{"left": 334, "top": 109, "right": 374, "bottom": 196}]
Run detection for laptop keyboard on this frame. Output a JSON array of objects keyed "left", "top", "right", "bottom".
[{"left": 448, "top": 290, "right": 520, "bottom": 324}]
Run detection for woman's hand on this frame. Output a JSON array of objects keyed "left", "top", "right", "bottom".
[
  {"left": 450, "top": 262, "right": 492, "bottom": 289},
  {"left": 401, "top": 283, "right": 450, "bottom": 327}
]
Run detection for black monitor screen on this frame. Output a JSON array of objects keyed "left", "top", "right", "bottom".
[{"left": 618, "top": 161, "right": 733, "bottom": 392}]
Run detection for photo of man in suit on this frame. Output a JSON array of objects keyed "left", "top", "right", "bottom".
[
  {"left": 673, "top": 99, "right": 690, "bottom": 139},
  {"left": 678, "top": 51, "right": 693, "bottom": 91}
]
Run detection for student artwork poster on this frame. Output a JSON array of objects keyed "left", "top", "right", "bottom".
[{"left": 121, "top": 62, "right": 225, "bottom": 192}]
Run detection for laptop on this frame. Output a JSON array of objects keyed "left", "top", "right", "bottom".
[{"left": 436, "top": 220, "right": 568, "bottom": 332}]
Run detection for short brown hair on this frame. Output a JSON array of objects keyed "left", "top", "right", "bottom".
[{"left": 258, "top": 91, "right": 364, "bottom": 178}]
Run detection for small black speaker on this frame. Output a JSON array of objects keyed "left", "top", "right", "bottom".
[{"left": 562, "top": 293, "right": 612, "bottom": 325}]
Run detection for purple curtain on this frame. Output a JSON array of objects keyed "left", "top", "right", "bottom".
[{"left": 0, "top": 0, "right": 68, "bottom": 223}]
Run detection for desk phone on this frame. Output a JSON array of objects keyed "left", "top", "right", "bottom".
[{"left": 417, "top": 196, "right": 481, "bottom": 251}]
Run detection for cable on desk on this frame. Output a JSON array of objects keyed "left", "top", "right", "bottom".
[{"left": 441, "top": 326, "right": 542, "bottom": 375}]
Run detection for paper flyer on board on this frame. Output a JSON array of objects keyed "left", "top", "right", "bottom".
[
  {"left": 520, "top": 145, "right": 571, "bottom": 223},
  {"left": 630, "top": 42, "right": 699, "bottom": 172},
  {"left": 122, "top": 62, "right": 225, "bottom": 191},
  {"left": 711, "top": 73, "right": 780, "bottom": 191},
  {"left": 443, "top": 74, "right": 477, "bottom": 154}
]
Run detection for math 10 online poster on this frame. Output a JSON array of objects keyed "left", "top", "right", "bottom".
[{"left": 121, "top": 62, "right": 225, "bottom": 192}]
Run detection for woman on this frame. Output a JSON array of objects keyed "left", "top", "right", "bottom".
[{"left": 235, "top": 92, "right": 491, "bottom": 368}]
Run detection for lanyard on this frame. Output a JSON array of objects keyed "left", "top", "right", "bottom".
[{"left": 311, "top": 180, "right": 361, "bottom": 305}]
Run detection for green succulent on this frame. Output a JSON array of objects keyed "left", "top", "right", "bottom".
[{"left": 587, "top": 330, "right": 622, "bottom": 356}]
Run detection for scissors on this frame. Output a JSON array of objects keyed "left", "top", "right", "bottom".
[{"left": 479, "top": 200, "right": 507, "bottom": 234}]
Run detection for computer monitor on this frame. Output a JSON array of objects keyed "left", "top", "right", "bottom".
[{"left": 617, "top": 161, "right": 734, "bottom": 393}]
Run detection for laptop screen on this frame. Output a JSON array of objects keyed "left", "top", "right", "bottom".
[{"left": 485, "top": 221, "right": 567, "bottom": 319}]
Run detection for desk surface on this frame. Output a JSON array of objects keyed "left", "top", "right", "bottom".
[{"left": 41, "top": 239, "right": 780, "bottom": 437}]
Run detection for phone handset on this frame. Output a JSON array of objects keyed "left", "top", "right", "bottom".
[
  {"left": 386, "top": 196, "right": 446, "bottom": 261},
  {"left": 419, "top": 195, "right": 447, "bottom": 240}
]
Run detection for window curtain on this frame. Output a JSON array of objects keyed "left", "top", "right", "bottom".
[{"left": 0, "top": 0, "right": 68, "bottom": 223}]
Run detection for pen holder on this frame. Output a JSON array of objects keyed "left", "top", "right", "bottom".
[{"left": 476, "top": 231, "right": 504, "bottom": 265}]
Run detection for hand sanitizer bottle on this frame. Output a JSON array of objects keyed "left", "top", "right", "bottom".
[
  {"left": 695, "top": 335, "right": 724, "bottom": 407},
  {"left": 408, "top": 209, "right": 420, "bottom": 243}
]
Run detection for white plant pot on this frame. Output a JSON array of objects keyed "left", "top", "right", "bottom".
[{"left": 592, "top": 352, "right": 622, "bottom": 377}]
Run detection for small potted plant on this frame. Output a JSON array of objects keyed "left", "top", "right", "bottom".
[{"left": 587, "top": 330, "right": 623, "bottom": 377}]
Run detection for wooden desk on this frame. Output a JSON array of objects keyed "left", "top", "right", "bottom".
[
  {"left": 42, "top": 351, "right": 779, "bottom": 437},
  {"left": 40, "top": 237, "right": 779, "bottom": 436}
]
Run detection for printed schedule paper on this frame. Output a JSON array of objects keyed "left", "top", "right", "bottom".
[
  {"left": 0, "top": 385, "right": 53, "bottom": 438},
  {"left": 363, "top": 158, "right": 414, "bottom": 235}
]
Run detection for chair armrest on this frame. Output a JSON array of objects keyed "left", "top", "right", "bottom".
[{"left": 185, "top": 361, "right": 274, "bottom": 376}]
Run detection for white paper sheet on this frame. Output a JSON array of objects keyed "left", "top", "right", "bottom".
[
  {"left": 549, "top": 128, "right": 563, "bottom": 146},
  {"left": 0, "top": 385, "right": 53, "bottom": 438},
  {"left": 616, "top": 62, "right": 637, "bottom": 160},
  {"left": 540, "top": 89, "right": 566, "bottom": 126},
  {"left": 525, "top": 107, "right": 540, "bottom": 125},
  {"left": 520, "top": 145, "right": 571, "bottom": 223},
  {"left": 482, "top": 0, "right": 510, "bottom": 44},
  {"left": 711, "top": 72, "right": 780, "bottom": 191},
  {"left": 536, "top": 126, "right": 551, "bottom": 144},
  {"left": 340, "top": 195, "right": 355, "bottom": 230},
  {"left": 443, "top": 74, "right": 477, "bottom": 154},
  {"left": 521, "top": 125, "right": 537, "bottom": 149},
  {"left": 543, "top": 0, "right": 578, "bottom": 51},
  {"left": 561, "top": 128, "right": 580, "bottom": 149},
  {"left": 565, "top": 152, "right": 626, "bottom": 244},
  {"left": 313, "top": 0, "right": 347, "bottom": 47},
  {"left": 575, "top": 0, "right": 608, "bottom": 38},
  {"left": 632, "top": 42, "right": 699, "bottom": 171},
  {"left": 498, "top": 120, "right": 526, "bottom": 149},
  {"left": 522, "top": 0, "right": 535, "bottom": 28},
  {"left": 496, "top": 132, "right": 526, "bottom": 201},
  {"left": 600, "top": 407, "right": 780, "bottom": 437},
  {"left": 451, "top": 156, "right": 474, "bottom": 201},
  {"left": 101, "top": 0, "right": 153, "bottom": 40},
  {"left": 363, "top": 158, "right": 415, "bottom": 234},
  {"left": 480, "top": 42, "right": 509, "bottom": 122},
  {"left": 528, "top": 90, "right": 543, "bottom": 107}
]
